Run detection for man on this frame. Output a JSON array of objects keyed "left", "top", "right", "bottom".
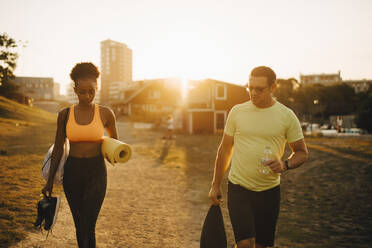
[{"left": 209, "top": 66, "right": 308, "bottom": 248}]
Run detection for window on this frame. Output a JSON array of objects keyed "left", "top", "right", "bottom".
[
  {"left": 148, "top": 90, "right": 160, "bottom": 99},
  {"left": 149, "top": 104, "right": 156, "bottom": 112},
  {"left": 112, "top": 48, "right": 116, "bottom": 61},
  {"left": 163, "top": 106, "right": 171, "bottom": 112},
  {"left": 215, "top": 84, "right": 226, "bottom": 100}
]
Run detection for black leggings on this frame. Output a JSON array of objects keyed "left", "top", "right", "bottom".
[{"left": 63, "top": 155, "right": 107, "bottom": 248}]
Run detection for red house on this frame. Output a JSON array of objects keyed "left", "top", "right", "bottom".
[
  {"left": 113, "top": 78, "right": 183, "bottom": 123},
  {"left": 115, "top": 78, "right": 249, "bottom": 134},
  {"left": 183, "top": 79, "right": 250, "bottom": 134}
]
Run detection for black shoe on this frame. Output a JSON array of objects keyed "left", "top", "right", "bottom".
[
  {"left": 43, "top": 196, "right": 60, "bottom": 231},
  {"left": 34, "top": 197, "right": 49, "bottom": 228}
]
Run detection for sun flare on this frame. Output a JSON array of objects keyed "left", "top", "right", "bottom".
[{"left": 181, "top": 77, "right": 188, "bottom": 100}]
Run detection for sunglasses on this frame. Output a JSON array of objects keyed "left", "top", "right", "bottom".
[{"left": 247, "top": 85, "right": 269, "bottom": 93}]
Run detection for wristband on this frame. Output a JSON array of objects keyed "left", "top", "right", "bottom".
[{"left": 284, "top": 160, "right": 290, "bottom": 170}]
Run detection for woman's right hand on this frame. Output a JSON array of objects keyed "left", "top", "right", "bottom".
[{"left": 42, "top": 181, "right": 53, "bottom": 197}]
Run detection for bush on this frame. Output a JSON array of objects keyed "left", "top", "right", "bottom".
[{"left": 355, "top": 95, "right": 372, "bottom": 133}]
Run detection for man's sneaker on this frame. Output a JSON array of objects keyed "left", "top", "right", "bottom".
[
  {"left": 43, "top": 196, "right": 60, "bottom": 231},
  {"left": 34, "top": 198, "right": 49, "bottom": 228}
]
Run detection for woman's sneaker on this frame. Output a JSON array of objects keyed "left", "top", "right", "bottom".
[
  {"left": 34, "top": 198, "right": 49, "bottom": 228},
  {"left": 43, "top": 196, "right": 60, "bottom": 231}
]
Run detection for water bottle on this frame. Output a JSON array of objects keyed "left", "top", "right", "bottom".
[{"left": 259, "top": 146, "right": 272, "bottom": 174}]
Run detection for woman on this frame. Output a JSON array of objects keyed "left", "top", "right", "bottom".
[{"left": 42, "top": 62, "right": 118, "bottom": 248}]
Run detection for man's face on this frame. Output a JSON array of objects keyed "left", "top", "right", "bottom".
[{"left": 248, "top": 76, "right": 273, "bottom": 106}]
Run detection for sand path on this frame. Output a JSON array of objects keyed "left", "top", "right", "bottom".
[{"left": 11, "top": 122, "right": 206, "bottom": 248}]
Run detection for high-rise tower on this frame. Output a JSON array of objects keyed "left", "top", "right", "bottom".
[{"left": 100, "top": 39, "right": 132, "bottom": 104}]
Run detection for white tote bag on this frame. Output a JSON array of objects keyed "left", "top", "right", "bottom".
[
  {"left": 42, "top": 138, "right": 70, "bottom": 185},
  {"left": 42, "top": 107, "right": 70, "bottom": 185}
]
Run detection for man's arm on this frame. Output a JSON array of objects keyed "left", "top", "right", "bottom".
[
  {"left": 285, "top": 138, "right": 309, "bottom": 169},
  {"left": 267, "top": 138, "right": 309, "bottom": 173},
  {"left": 208, "top": 133, "right": 234, "bottom": 205}
]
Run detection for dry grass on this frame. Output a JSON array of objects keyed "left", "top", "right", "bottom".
[
  {"left": 306, "top": 136, "right": 372, "bottom": 159},
  {"left": 276, "top": 137, "right": 372, "bottom": 248},
  {"left": 135, "top": 132, "right": 372, "bottom": 247},
  {"left": 0, "top": 96, "right": 55, "bottom": 123},
  {"left": 0, "top": 97, "right": 60, "bottom": 247}
]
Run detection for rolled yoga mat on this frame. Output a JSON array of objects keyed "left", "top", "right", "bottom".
[{"left": 101, "top": 137, "right": 132, "bottom": 165}]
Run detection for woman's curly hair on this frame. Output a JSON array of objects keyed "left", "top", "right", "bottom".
[{"left": 70, "top": 62, "right": 100, "bottom": 86}]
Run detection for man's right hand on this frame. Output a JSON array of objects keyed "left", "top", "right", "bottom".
[{"left": 208, "top": 185, "right": 223, "bottom": 205}]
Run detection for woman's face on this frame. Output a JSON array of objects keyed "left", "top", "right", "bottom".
[{"left": 74, "top": 78, "right": 97, "bottom": 104}]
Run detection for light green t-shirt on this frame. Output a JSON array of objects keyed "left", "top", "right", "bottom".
[{"left": 225, "top": 101, "right": 304, "bottom": 191}]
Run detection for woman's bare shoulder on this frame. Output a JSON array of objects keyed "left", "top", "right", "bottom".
[
  {"left": 98, "top": 105, "right": 115, "bottom": 121},
  {"left": 98, "top": 105, "right": 114, "bottom": 114}
]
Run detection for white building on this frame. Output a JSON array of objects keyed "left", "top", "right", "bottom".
[
  {"left": 67, "top": 82, "right": 101, "bottom": 104},
  {"left": 53, "top": 83, "right": 60, "bottom": 98},
  {"left": 13, "top": 77, "right": 55, "bottom": 100},
  {"left": 343, "top": 79, "right": 372, "bottom": 93},
  {"left": 108, "top": 81, "right": 139, "bottom": 102},
  {"left": 100, "top": 39, "right": 133, "bottom": 104},
  {"left": 300, "top": 71, "right": 342, "bottom": 85}
]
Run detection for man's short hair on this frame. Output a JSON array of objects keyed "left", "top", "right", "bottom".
[{"left": 250, "top": 66, "right": 276, "bottom": 86}]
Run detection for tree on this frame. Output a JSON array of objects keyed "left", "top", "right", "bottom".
[
  {"left": 274, "top": 78, "right": 298, "bottom": 108},
  {"left": 292, "top": 83, "right": 326, "bottom": 122},
  {"left": 0, "top": 33, "right": 21, "bottom": 97},
  {"left": 291, "top": 82, "right": 358, "bottom": 122},
  {"left": 321, "top": 83, "right": 357, "bottom": 117},
  {"left": 355, "top": 85, "right": 372, "bottom": 133}
]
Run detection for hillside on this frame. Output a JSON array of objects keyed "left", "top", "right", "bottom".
[
  {"left": 0, "top": 96, "right": 57, "bottom": 141},
  {"left": 0, "top": 96, "right": 56, "bottom": 124},
  {"left": 0, "top": 96, "right": 59, "bottom": 247}
]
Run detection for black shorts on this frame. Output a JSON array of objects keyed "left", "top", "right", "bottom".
[{"left": 227, "top": 181, "right": 280, "bottom": 247}]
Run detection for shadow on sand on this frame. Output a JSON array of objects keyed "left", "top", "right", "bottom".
[{"left": 153, "top": 139, "right": 173, "bottom": 167}]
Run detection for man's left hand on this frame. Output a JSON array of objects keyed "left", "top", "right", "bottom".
[{"left": 264, "top": 159, "right": 286, "bottom": 173}]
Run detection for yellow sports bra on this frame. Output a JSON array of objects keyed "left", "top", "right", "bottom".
[{"left": 66, "top": 104, "right": 104, "bottom": 143}]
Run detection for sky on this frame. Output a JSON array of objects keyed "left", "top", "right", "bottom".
[{"left": 1, "top": 0, "right": 372, "bottom": 94}]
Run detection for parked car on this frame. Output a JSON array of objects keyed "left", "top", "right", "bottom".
[{"left": 320, "top": 123, "right": 331, "bottom": 130}]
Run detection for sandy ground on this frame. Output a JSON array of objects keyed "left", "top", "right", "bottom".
[
  {"left": 10, "top": 122, "right": 214, "bottom": 248},
  {"left": 9, "top": 122, "right": 372, "bottom": 248}
]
